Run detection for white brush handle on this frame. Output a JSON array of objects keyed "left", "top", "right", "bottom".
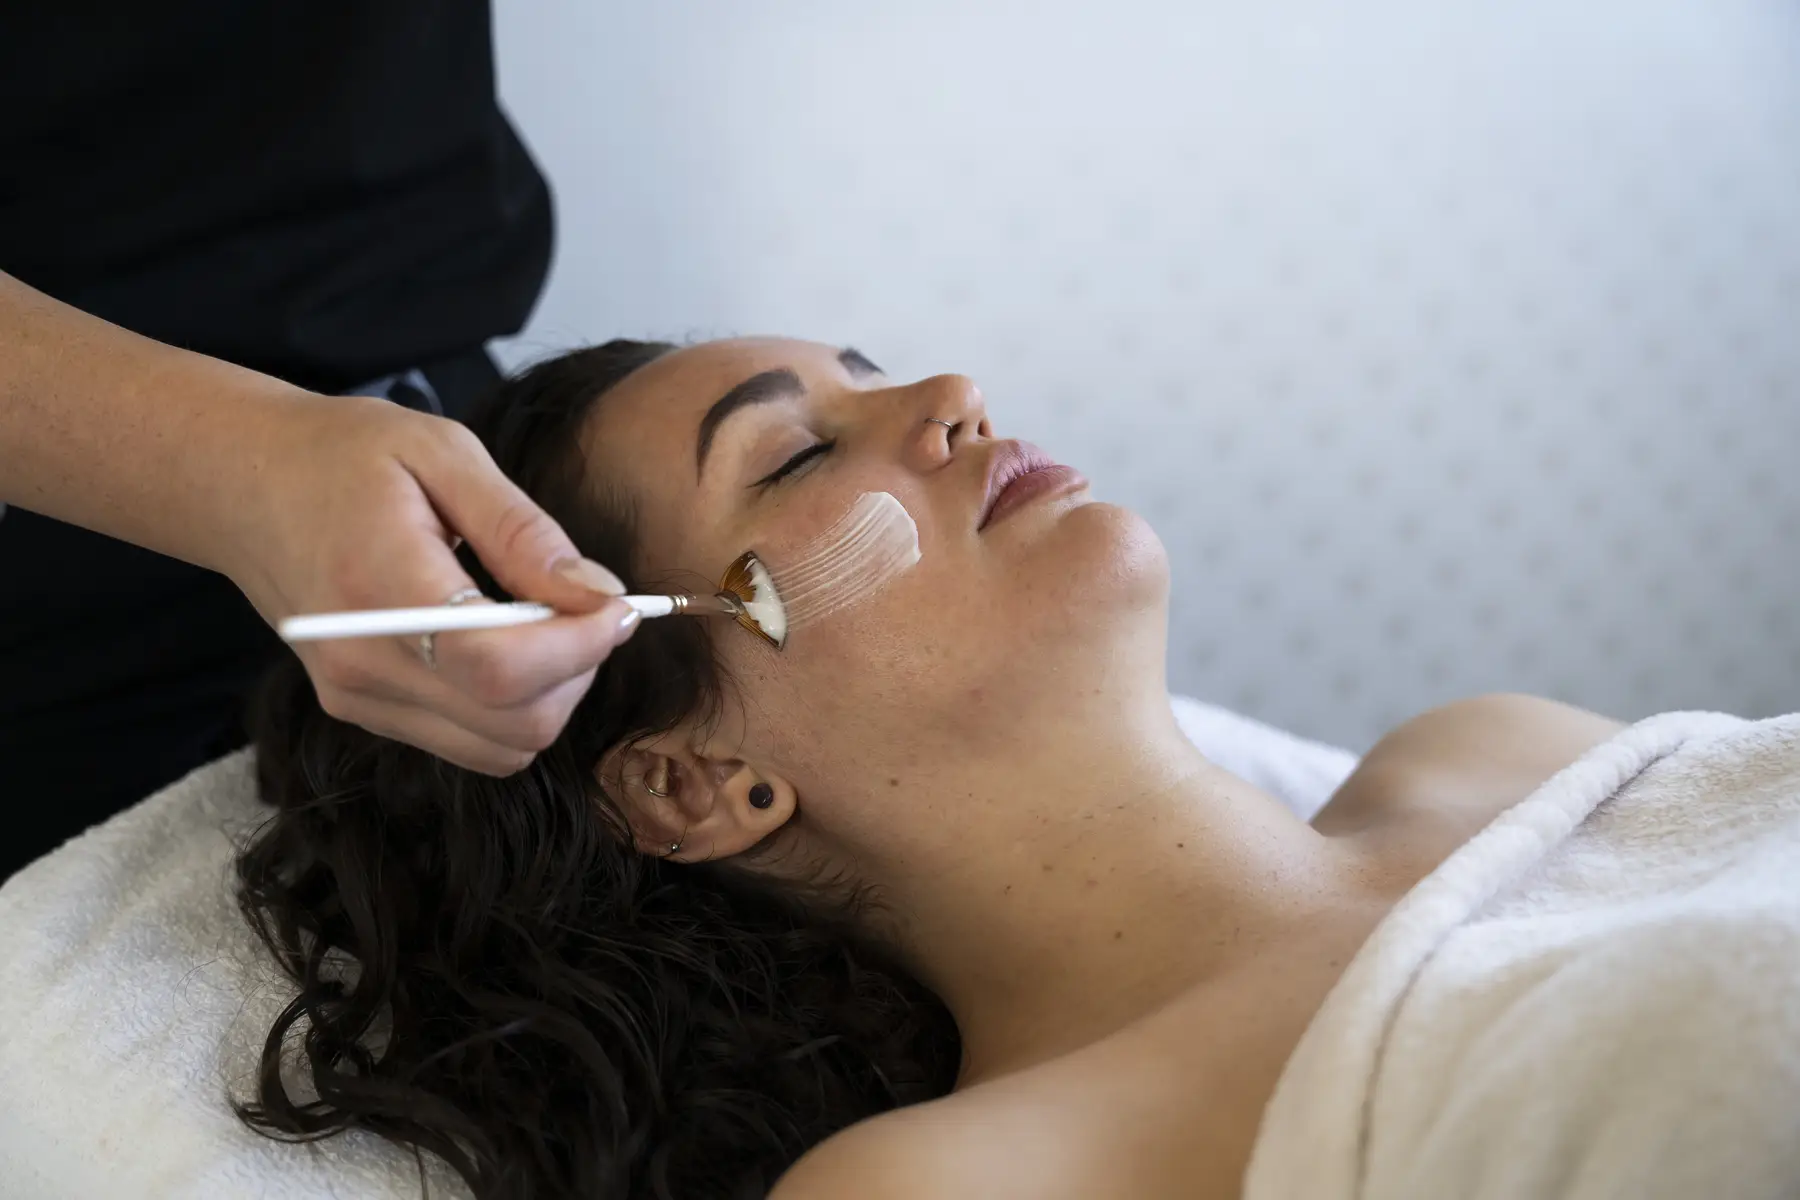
[{"left": 278, "top": 594, "right": 679, "bottom": 642}]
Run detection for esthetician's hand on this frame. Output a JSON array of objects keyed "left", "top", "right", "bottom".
[{"left": 224, "top": 394, "right": 640, "bottom": 774}]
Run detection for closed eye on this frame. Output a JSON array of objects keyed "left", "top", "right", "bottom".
[{"left": 752, "top": 440, "right": 836, "bottom": 489}]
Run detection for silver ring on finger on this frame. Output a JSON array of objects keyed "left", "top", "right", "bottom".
[{"left": 418, "top": 587, "right": 488, "bottom": 672}]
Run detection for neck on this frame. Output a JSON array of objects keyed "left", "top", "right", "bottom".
[{"left": 865, "top": 690, "right": 1359, "bottom": 1086}]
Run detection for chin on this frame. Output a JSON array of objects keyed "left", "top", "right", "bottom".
[
  {"left": 977, "top": 499, "right": 1169, "bottom": 660},
  {"left": 1047, "top": 501, "right": 1169, "bottom": 610},
  {"left": 934, "top": 501, "right": 1168, "bottom": 739}
]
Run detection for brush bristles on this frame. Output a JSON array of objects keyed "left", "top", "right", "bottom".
[
  {"left": 719, "top": 551, "right": 786, "bottom": 648},
  {"left": 715, "top": 492, "right": 917, "bottom": 649}
]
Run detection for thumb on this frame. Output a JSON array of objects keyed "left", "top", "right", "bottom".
[{"left": 409, "top": 427, "right": 625, "bottom": 613}]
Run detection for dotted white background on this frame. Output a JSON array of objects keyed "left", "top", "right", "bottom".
[{"left": 493, "top": 0, "right": 1800, "bottom": 751}]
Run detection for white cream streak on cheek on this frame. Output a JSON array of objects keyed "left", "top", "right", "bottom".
[{"left": 767, "top": 492, "right": 920, "bottom": 629}]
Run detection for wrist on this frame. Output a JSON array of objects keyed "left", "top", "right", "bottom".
[{"left": 196, "top": 383, "right": 327, "bottom": 590}]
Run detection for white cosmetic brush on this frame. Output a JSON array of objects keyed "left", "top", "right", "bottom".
[{"left": 277, "top": 491, "right": 919, "bottom": 652}]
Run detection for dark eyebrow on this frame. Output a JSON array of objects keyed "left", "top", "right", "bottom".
[
  {"left": 839, "top": 347, "right": 883, "bottom": 377},
  {"left": 696, "top": 367, "right": 806, "bottom": 478}
]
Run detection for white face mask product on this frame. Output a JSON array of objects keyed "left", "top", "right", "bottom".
[{"left": 716, "top": 491, "right": 920, "bottom": 648}]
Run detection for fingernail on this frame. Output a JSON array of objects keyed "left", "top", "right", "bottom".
[
  {"left": 554, "top": 556, "right": 625, "bottom": 596},
  {"left": 614, "top": 606, "right": 642, "bottom": 641}
]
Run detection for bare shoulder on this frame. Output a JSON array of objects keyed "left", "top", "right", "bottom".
[
  {"left": 768, "top": 1105, "right": 944, "bottom": 1200},
  {"left": 771, "top": 1002, "right": 1274, "bottom": 1200},
  {"left": 769, "top": 1070, "right": 1148, "bottom": 1200},
  {"left": 1358, "top": 692, "right": 1626, "bottom": 777},
  {"left": 768, "top": 1093, "right": 1036, "bottom": 1200},
  {"left": 1315, "top": 693, "right": 1627, "bottom": 835}
]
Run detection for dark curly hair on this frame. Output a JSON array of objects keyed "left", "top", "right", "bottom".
[{"left": 233, "top": 340, "right": 962, "bottom": 1198}]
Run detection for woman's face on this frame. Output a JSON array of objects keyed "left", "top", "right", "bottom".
[{"left": 583, "top": 338, "right": 1168, "bottom": 835}]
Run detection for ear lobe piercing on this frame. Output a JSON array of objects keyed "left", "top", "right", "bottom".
[{"left": 749, "top": 782, "right": 775, "bottom": 810}]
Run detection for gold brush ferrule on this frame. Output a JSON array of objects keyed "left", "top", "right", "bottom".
[{"left": 667, "top": 592, "right": 745, "bottom": 617}]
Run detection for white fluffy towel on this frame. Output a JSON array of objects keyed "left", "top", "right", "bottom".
[
  {"left": 0, "top": 749, "right": 474, "bottom": 1199},
  {"left": 1245, "top": 711, "right": 1800, "bottom": 1200}
]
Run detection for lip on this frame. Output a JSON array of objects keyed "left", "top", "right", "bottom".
[{"left": 978, "top": 441, "right": 1088, "bottom": 531}]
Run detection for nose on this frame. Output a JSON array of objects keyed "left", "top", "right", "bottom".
[{"left": 901, "top": 374, "right": 991, "bottom": 469}]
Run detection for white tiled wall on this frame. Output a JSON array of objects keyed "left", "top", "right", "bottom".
[{"left": 494, "top": 0, "right": 1800, "bottom": 750}]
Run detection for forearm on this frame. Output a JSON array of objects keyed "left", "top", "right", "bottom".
[{"left": 0, "top": 270, "right": 309, "bottom": 573}]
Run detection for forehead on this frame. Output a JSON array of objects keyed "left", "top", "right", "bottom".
[
  {"left": 582, "top": 335, "right": 845, "bottom": 485},
  {"left": 594, "top": 335, "right": 839, "bottom": 430},
  {"left": 578, "top": 337, "right": 847, "bottom": 576}
]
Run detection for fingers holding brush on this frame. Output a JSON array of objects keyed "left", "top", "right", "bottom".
[
  {"left": 227, "top": 396, "right": 641, "bottom": 773},
  {"left": 301, "top": 594, "right": 639, "bottom": 775},
  {"left": 303, "top": 565, "right": 643, "bottom": 775},
  {"left": 420, "top": 597, "right": 641, "bottom": 719}
]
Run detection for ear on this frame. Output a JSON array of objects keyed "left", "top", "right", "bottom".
[{"left": 596, "top": 726, "right": 797, "bottom": 863}]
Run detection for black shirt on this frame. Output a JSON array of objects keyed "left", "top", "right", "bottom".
[
  {"left": 0, "top": 0, "right": 552, "bottom": 393},
  {"left": 0, "top": 1, "right": 556, "bottom": 878}
]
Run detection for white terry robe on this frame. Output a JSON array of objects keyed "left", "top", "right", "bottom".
[{"left": 1244, "top": 711, "right": 1800, "bottom": 1200}]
